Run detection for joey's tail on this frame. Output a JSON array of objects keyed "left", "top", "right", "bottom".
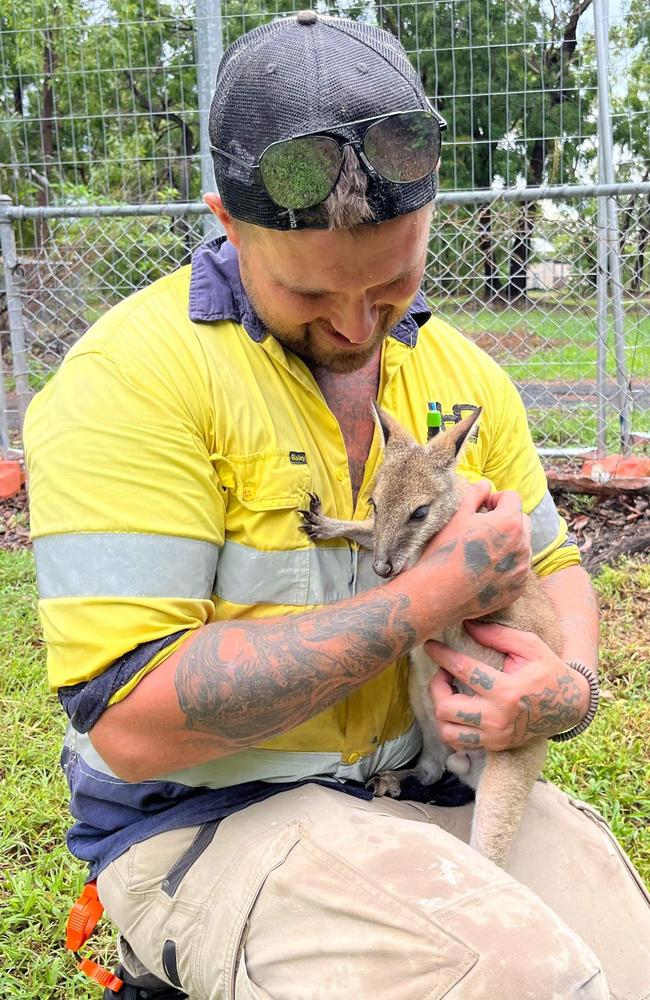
[{"left": 470, "top": 738, "right": 548, "bottom": 868}]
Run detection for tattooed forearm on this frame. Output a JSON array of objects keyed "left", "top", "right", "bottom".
[
  {"left": 514, "top": 671, "right": 584, "bottom": 740},
  {"left": 175, "top": 593, "right": 416, "bottom": 748},
  {"left": 541, "top": 566, "right": 599, "bottom": 674}
]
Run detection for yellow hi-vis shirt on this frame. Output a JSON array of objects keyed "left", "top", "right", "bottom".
[{"left": 25, "top": 239, "right": 579, "bottom": 789}]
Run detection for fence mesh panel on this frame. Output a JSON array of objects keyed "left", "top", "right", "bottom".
[
  {"left": 2, "top": 194, "right": 648, "bottom": 454},
  {"left": 0, "top": 0, "right": 649, "bottom": 456}
]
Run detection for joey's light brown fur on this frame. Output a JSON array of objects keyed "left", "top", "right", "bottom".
[{"left": 301, "top": 405, "right": 562, "bottom": 867}]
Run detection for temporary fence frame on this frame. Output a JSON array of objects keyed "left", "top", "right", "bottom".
[{"left": 1, "top": 180, "right": 649, "bottom": 460}]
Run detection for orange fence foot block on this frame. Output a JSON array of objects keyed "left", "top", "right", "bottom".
[
  {"left": 582, "top": 454, "right": 650, "bottom": 483},
  {"left": 0, "top": 460, "right": 24, "bottom": 499}
]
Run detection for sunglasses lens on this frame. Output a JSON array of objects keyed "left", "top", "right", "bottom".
[
  {"left": 364, "top": 111, "right": 439, "bottom": 183},
  {"left": 259, "top": 136, "right": 342, "bottom": 209}
]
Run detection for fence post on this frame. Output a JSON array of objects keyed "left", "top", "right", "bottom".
[
  {"left": 0, "top": 289, "right": 10, "bottom": 455},
  {"left": 593, "top": 0, "right": 632, "bottom": 454},
  {"left": 0, "top": 195, "right": 31, "bottom": 438},
  {"left": 196, "top": 0, "right": 224, "bottom": 241},
  {"left": 595, "top": 193, "right": 609, "bottom": 458}
]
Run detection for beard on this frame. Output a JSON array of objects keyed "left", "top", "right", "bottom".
[
  {"left": 267, "top": 305, "right": 406, "bottom": 373},
  {"left": 239, "top": 260, "right": 409, "bottom": 374}
]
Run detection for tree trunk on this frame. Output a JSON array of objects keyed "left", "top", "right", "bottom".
[
  {"left": 505, "top": 2, "right": 592, "bottom": 302},
  {"left": 507, "top": 201, "right": 536, "bottom": 303},
  {"left": 13, "top": 82, "right": 23, "bottom": 116},
  {"left": 631, "top": 202, "right": 649, "bottom": 294},
  {"left": 37, "top": 29, "right": 56, "bottom": 245},
  {"left": 479, "top": 206, "right": 501, "bottom": 301},
  {"left": 504, "top": 133, "right": 544, "bottom": 303}
]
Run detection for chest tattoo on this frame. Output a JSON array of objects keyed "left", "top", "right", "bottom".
[{"left": 311, "top": 357, "right": 381, "bottom": 504}]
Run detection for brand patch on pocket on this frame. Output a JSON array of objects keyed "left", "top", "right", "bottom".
[{"left": 289, "top": 451, "right": 307, "bottom": 465}]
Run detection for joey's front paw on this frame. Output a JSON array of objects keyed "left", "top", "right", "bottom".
[{"left": 298, "top": 493, "right": 330, "bottom": 540}]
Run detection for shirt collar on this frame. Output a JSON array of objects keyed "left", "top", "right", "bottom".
[{"left": 188, "top": 236, "right": 431, "bottom": 347}]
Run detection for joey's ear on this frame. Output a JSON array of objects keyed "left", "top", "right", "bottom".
[
  {"left": 371, "top": 402, "right": 413, "bottom": 448},
  {"left": 428, "top": 407, "right": 482, "bottom": 463}
]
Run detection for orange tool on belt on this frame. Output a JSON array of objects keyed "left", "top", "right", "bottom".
[{"left": 66, "top": 880, "right": 124, "bottom": 993}]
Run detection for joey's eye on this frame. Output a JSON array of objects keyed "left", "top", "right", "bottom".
[{"left": 409, "top": 505, "right": 430, "bottom": 521}]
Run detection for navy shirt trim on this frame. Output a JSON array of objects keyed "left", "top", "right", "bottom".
[{"left": 188, "top": 237, "right": 432, "bottom": 346}]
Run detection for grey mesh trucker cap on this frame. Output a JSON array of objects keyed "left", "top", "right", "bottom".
[{"left": 209, "top": 11, "right": 438, "bottom": 230}]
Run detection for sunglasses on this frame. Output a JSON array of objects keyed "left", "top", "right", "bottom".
[{"left": 212, "top": 108, "right": 447, "bottom": 211}]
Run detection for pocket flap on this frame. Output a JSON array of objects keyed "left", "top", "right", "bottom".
[{"left": 213, "top": 450, "right": 311, "bottom": 511}]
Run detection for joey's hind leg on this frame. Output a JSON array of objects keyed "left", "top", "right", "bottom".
[
  {"left": 409, "top": 647, "right": 453, "bottom": 787},
  {"left": 413, "top": 728, "right": 452, "bottom": 786},
  {"left": 298, "top": 493, "right": 374, "bottom": 547},
  {"left": 368, "top": 769, "right": 417, "bottom": 799}
]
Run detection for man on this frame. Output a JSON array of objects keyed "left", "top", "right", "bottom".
[{"left": 25, "top": 12, "right": 649, "bottom": 999}]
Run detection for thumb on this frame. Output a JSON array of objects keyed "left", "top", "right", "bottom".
[{"left": 464, "top": 620, "right": 543, "bottom": 660}]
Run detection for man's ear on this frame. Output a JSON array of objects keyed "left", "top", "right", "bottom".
[
  {"left": 371, "top": 403, "right": 413, "bottom": 448},
  {"left": 428, "top": 406, "right": 482, "bottom": 462},
  {"left": 203, "top": 193, "right": 240, "bottom": 247}
]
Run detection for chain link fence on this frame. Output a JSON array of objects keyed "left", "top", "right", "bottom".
[
  {"left": 1, "top": 184, "right": 648, "bottom": 457},
  {"left": 1, "top": 0, "right": 649, "bottom": 458}
]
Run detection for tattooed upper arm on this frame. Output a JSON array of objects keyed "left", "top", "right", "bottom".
[{"left": 174, "top": 592, "right": 416, "bottom": 746}]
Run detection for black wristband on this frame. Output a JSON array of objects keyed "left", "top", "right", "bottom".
[{"left": 550, "top": 661, "right": 600, "bottom": 743}]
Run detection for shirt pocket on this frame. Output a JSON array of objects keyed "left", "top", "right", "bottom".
[{"left": 211, "top": 449, "right": 313, "bottom": 608}]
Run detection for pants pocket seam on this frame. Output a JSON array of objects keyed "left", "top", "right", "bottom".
[
  {"left": 569, "top": 797, "right": 650, "bottom": 908},
  {"left": 296, "top": 834, "right": 479, "bottom": 997},
  {"left": 220, "top": 821, "right": 303, "bottom": 1000}
]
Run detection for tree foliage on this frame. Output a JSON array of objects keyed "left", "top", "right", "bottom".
[{"left": 0, "top": 0, "right": 646, "bottom": 290}]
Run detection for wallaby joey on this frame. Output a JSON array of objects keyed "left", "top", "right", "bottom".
[{"left": 300, "top": 403, "right": 562, "bottom": 868}]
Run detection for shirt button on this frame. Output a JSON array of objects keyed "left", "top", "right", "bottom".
[
  {"left": 242, "top": 485, "right": 254, "bottom": 501},
  {"left": 336, "top": 468, "right": 346, "bottom": 482},
  {"left": 346, "top": 751, "right": 362, "bottom": 765}
]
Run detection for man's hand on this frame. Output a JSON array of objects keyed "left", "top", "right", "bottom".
[
  {"left": 426, "top": 621, "right": 591, "bottom": 752},
  {"left": 416, "top": 484, "right": 533, "bottom": 623}
]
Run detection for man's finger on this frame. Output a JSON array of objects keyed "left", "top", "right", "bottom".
[
  {"left": 458, "top": 479, "right": 493, "bottom": 513},
  {"left": 434, "top": 693, "right": 485, "bottom": 727},
  {"left": 437, "top": 724, "right": 484, "bottom": 751},
  {"left": 463, "top": 621, "right": 543, "bottom": 660},
  {"left": 429, "top": 666, "right": 455, "bottom": 702},
  {"left": 485, "top": 489, "right": 523, "bottom": 516},
  {"left": 425, "top": 639, "right": 505, "bottom": 694}
]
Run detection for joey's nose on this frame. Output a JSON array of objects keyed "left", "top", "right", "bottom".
[{"left": 373, "top": 558, "right": 393, "bottom": 578}]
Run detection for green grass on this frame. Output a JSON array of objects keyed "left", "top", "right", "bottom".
[
  {"left": 1, "top": 549, "right": 649, "bottom": 998},
  {"left": 0, "top": 551, "right": 115, "bottom": 999},
  {"left": 526, "top": 405, "right": 650, "bottom": 450},
  {"left": 430, "top": 297, "right": 650, "bottom": 450},
  {"left": 430, "top": 299, "right": 650, "bottom": 386}
]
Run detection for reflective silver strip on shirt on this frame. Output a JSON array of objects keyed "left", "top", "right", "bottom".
[
  {"left": 529, "top": 490, "right": 562, "bottom": 556},
  {"left": 214, "top": 541, "right": 381, "bottom": 606},
  {"left": 64, "top": 722, "right": 421, "bottom": 788},
  {"left": 33, "top": 533, "right": 219, "bottom": 599}
]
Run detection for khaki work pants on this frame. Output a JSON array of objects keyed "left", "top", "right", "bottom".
[{"left": 97, "top": 781, "right": 650, "bottom": 1000}]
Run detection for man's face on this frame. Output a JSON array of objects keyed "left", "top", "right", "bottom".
[{"left": 227, "top": 205, "right": 432, "bottom": 374}]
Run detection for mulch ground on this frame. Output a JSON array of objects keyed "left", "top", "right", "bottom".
[
  {"left": 554, "top": 491, "right": 649, "bottom": 574},
  {"left": 0, "top": 489, "right": 31, "bottom": 551},
  {"left": 2, "top": 485, "right": 648, "bottom": 573}
]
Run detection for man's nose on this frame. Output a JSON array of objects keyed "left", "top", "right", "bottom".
[{"left": 331, "top": 299, "right": 378, "bottom": 344}]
